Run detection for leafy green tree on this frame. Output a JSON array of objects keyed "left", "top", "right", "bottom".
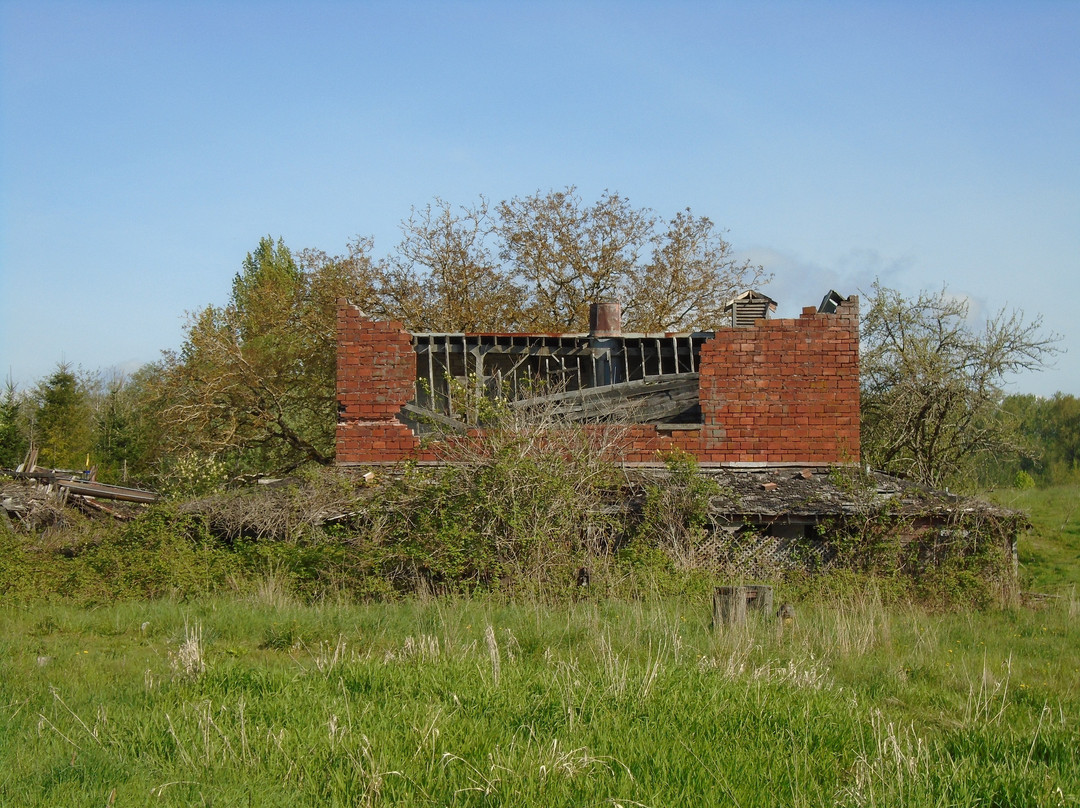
[
  {"left": 88, "top": 370, "right": 154, "bottom": 483},
  {"left": 1041, "top": 393, "right": 1080, "bottom": 479},
  {"left": 999, "top": 392, "right": 1080, "bottom": 485},
  {"left": 860, "top": 281, "right": 1060, "bottom": 488},
  {"left": 158, "top": 236, "right": 376, "bottom": 473}
]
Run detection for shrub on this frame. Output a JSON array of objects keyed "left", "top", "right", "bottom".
[
  {"left": 1014, "top": 470, "right": 1036, "bottom": 490},
  {"left": 633, "top": 450, "right": 724, "bottom": 569}
]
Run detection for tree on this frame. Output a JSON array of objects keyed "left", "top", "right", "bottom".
[
  {"left": 158, "top": 236, "right": 377, "bottom": 473},
  {"left": 498, "top": 188, "right": 655, "bottom": 331},
  {"left": 31, "top": 362, "right": 94, "bottom": 469},
  {"left": 860, "top": 281, "right": 1061, "bottom": 488},
  {"left": 1036, "top": 394, "right": 1080, "bottom": 479},
  {"left": 999, "top": 392, "right": 1080, "bottom": 484},
  {"left": 496, "top": 188, "right": 769, "bottom": 332},
  {"left": 0, "top": 376, "right": 28, "bottom": 468},
  {"left": 623, "top": 209, "right": 769, "bottom": 331},
  {"left": 88, "top": 369, "right": 152, "bottom": 483},
  {"left": 389, "top": 197, "right": 524, "bottom": 332}
]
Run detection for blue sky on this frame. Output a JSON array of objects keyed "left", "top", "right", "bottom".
[{"left": 2, "top": 1, "right": 1078, "bottom": 396}]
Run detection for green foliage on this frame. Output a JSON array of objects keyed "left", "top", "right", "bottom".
[
  {"left": 81, "top": 508, "right": 237, "bottom": 601},
  {"left": 0, "top": 507, "right": 241, "bottom": 606},
  {"left": 0, "top": 524, "right": 56, "bottom": 603},
  {"left": 633, "top": 450, "right": 724, "bottom": 569},
  {"left": 155, "top": 236, "right": 377, "bottom": 474},
  {"left": 30, "top": 362, "right": 94, "bottom": 470},
  {"left": 258, "top": 619, "right": 300, "bottom": 650},
  {"left": 1014, "top": 470, "right": 1036, "bottom": 490},
  {"left": 990, "top": 393, "right": 1080, "bottom": 487},
  {"left": 0, "top": 377, "right": 28, "bottom": 468},
  {"left": 157, "top": 452, "right": 229, "bottom": 500},
  {"left": 781, "top": 469, "right": 1021, "bottom": 608},
  {"left": 357, "top": 419, "right": 625, "bottom": 595},
  {"left": 87, "top": 372, "right": 144, "bottom": 483},
  {"left": 0, "top": 457, "right": 1025, "bottom": 609},
  {"left": 989, "top": 482, "right": 1080, "bottom": 591},
  {"left": 2, "top": 366, "right": 164, "bottom": 483}
]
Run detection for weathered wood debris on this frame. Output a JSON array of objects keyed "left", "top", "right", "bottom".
[{"left": 1, "top": 452, "right": 159, "bottom": 530}]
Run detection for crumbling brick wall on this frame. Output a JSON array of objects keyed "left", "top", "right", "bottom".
[
  {"left": 697, "top": 299, "right": 860, "bottom": 464},
  {"left": 335, "top": 297, "right": 860, "bottom": 466},
  {"left": 335, "top": 304, "right": 424, "bottom": 464}
]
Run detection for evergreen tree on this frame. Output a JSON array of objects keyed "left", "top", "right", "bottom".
[
  {"left": 0, "top": 377, "right": 28, "bottom": 468},
  {"left": 32, "top": 363, "right": 94, "bottom": 470},
  {"left": 158, "top": 236, "right": 375, "bottom": 473}
]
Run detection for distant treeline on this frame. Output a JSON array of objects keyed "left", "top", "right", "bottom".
[{"left": 992, "top": 393, "right": 1080, "bottom": 487}]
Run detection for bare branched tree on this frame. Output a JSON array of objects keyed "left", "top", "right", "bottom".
[
  {"left": 498, "top": 187, "right": 655, "bottom": 331},
  {"left": 860, "top": 280, "right": 1061, "bottom": 488},
  {"left": 391, "top": 197, "right": 525, "bottom": 332},
  {"left": 497, "top": 188, "right": 768, "bottom": 332},
  {"left": 623, "top": 209, "right": 770, "bottom": 331}
]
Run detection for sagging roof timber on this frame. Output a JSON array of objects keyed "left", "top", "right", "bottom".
[{"left": 407, "top": 328, "right": 710, "bottom": 432}]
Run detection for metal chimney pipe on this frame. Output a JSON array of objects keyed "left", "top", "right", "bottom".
[
  {"left": 589, "top": 301, "right": 622, "bottom": 386},
  {"left": 589, "top": 300, "right": 622, "bottom": 337}
]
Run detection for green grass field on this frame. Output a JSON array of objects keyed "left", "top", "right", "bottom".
[
  {"left": 990, "top": 483, "right": 1080, "bottom": 591},
  {"left": 2, "top": 484, "right": 1078, "bottom": 806},
  {"left": 2, "top": 592, "right": 1078, "bottom": 807}
]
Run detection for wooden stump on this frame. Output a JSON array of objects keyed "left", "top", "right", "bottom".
[
  {"left": 744, "top": 584, "right": 774, "bottom": 615},
  {"left": 713, "top": 585, "right": 775, "bottom": 629},
  {"left": 713, "top": 586, "right": 748, "bottom": 628}
]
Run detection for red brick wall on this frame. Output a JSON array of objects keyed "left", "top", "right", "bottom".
[
  {"left": 697, "top": 299, "right": 860, "bottom": 464},
  {"left": 335, "top": 297, "right": 860, "bottom": 466},
  {"left": 335, "top": 302, "right": 423, "bottom": 463}
]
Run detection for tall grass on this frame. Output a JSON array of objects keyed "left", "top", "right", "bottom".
[{"left": 2, "top": 595, "right": 1076, "bottom": 806}]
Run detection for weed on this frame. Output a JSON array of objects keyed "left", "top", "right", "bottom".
[
  {"left": 258, "top": 620, "right": 298, "bottom": 651},
  {"left": 170, "top": 621, "right": 205, "bottom": 679}
]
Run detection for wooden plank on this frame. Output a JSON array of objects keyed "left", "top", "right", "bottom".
[
  {"left": 443, "top": 338, "right": 452, "bottom": 416},
  {"left": 57, "top": 479, "right": 159, "bottom": 503},
  {"left": 509, "top": 373, "right": 700, "bottom": 423},
  {"left": 401, "top": 403, "right": 469, "bottom": 433},
  {"left": 510, "top": 373, "right": 699, "bottom": 408},
  {"left": 427, "top": 335, "right": 436, "bottom": 409}
]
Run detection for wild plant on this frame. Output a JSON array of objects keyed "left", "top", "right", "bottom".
[
  {"left": 843, "top": 709, "right": 931, "bottom": 807},
  {"left": 170, "top": 620, "right": 205, "bottom": 679}
]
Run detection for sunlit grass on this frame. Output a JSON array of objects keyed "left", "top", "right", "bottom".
[
  {"left": 2, "top": 595, "right": 1077, "bottom": 806},
  {"left": 988, "top": 482, "right": 1080, "bottom": 591}
]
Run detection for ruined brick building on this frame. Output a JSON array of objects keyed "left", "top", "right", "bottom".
[
  {"left": 333, "top": 291, "right": 1025, "bottom": 589},
  {"left": 335, "top": 291, "right": 861, "bottom": 467}
]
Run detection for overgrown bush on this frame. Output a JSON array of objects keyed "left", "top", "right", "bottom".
[
  {"left": 0, "top": 423, "right": 1025, "bottom": 608},
  {"left": 352, "top": 408, "right": 631, "bottom": 596},
  {"left": 633, "top": 450, "right": 724, "bottom": 568},
  {"left": 788, "top": 471, "right": 1021, "bottom": 608}
]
